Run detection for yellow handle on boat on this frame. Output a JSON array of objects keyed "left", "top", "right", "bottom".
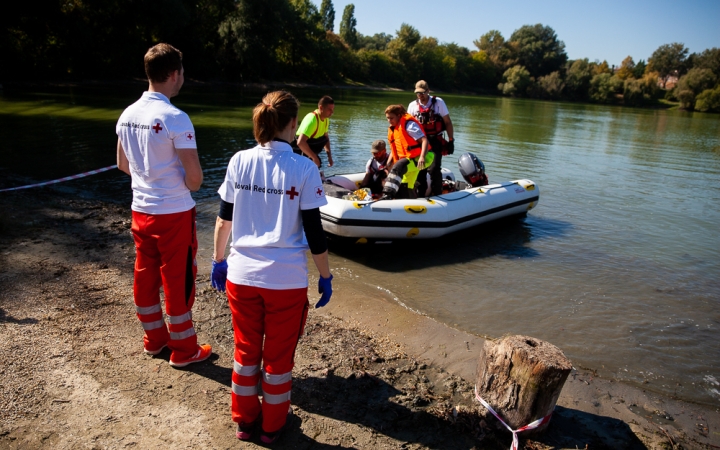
[{"left": 404, "top": 205, "right": 427, "bottom": 214}]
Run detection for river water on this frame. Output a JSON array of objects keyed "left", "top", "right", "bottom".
[{"left": 1, "top": 84, "right": 718, "bottom": 406}]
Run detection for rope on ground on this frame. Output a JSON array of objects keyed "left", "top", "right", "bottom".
[{"left": 0, "top": 165, "right": 118, "bottom": 193}]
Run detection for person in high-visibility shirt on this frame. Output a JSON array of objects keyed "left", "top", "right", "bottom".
[
  {"left": 210, "top": 90, "right": 333, "bottom": 444},
  {"left": 381, "top": 104, "right": 434, "bottom": 200},
  {"left": 292, "top": 96, "right": 335, "bottom": 168}
]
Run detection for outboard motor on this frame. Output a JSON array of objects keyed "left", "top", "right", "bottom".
[{"left": 458, "top": 152, "right": 486, "bottom": 187}]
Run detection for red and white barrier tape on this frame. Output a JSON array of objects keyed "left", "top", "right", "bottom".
[
  {"left": 0, "top": 165, "right": 118, "bottom": 193},
  {"left": 474, "top": 386, "right": 553, "bottom": 450}
]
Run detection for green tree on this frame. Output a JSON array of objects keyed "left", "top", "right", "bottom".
[
  {"left": 633, "top": 59, "right": 647, "bottom": 79},
  {"left": 687, "top": 47, "right": 720, "bottom": 79},
  {"left": 356, "top": 33, "right": 392, "bottom": 51},
  {"left": 531, "top": 71, "right": 564, "bottom": 99},
  {"left": 565, "top": 59, "right": 592, "bottom": 100},
  {"left": 592, "top": 60, "right": 612, "bottom": 76},
  {"left": 320, "top": 0, "right": 335, "bottom": 32},
  {"left": 357, "top": 48, "right": 402, "bottom": 83},
  {"left": 694, "top": 86, "right": 720, "bottom": 112},
  {"left": 623, "top": 73, "right": 659, "bottom": 106},
  {"left": 386, "top": 24, "right": 422, "bottom": 81},
  {"left": 589, "top": 73, "right": 623, "bottom": 103},
  {"left": 499, "top": 65, "right": 531, "bottom": 96},
  {"left": 673, "top": 67, "right": 717, "bottom": 109},
  {"left": 469, "top": 50, "right": 497, "bottom": 90},
  {"left": 648, "top": 42, "right": 689, "bottom": 88},
  {"left": 339, "top": 3, "right": 357, "bottom": 49},
  {"left": 508, "top": 24, "right": 567, "bottom": 77},
  {"left": 616, "top": 56, "right": 635, "bottom": 80},
  {"left": 473, "top": 30, "right": 514, "bottom": 70},
  {"left": 218, "top": 0, "right": 300, "bottom": 80}
]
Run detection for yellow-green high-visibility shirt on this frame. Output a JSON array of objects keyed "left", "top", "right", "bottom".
[{"left": 296, "top": 110, "right": 329, "bottom": 139}]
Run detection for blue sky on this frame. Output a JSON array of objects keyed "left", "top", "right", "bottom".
[{"left": 317, "top": 0, "right": 719, "bottom": 66}]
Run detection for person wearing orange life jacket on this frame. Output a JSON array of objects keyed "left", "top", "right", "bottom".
[
  {"left": 291, "top": 96, "right": 335, "bottom": 168},
  {"left": 380, "top": 105, "right": 435, "bottom": 200},
  {"left": 407, "top": 80, "right": 455, "bottom": 197}
]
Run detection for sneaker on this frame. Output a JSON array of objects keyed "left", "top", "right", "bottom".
[
  {"left": 260, "top": 428, "right": 283, "bottom": 445},
  {"left": 143, "top": 344, "right": 167, "bottom": 356},
  {"left": 236, "top": 416, "right": 260, "bottom": 441},
  {"left": 260, "top": 411, "right": 291, "bottom": 444},
  {"left": 169, "top": 344, "right": 212, "bottom": 368}
]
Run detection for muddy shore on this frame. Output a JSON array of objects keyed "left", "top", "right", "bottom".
[{"left": 1, "top": 186, "right": 718, "bottom": 449}]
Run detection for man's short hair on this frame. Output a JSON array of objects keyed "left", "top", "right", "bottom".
[
  {"left": 318, "top": 96, "right": 334, "bottom": 107},
  {"left": 144, "top": 43, "right": 183, "bottom": 84},
  {"left": 371, "top": 140, "right": 386, "bottom": 153}
]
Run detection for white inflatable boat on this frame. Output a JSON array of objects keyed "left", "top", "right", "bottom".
[{"left": 320, "top": 170, "right": 539, "bottom": 240}]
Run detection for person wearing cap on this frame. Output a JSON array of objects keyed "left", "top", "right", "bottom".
[
  {"left": 407, "top": 80, "right": 454, "bottom": 197},
  {"left": 292, "top": 95, "right": 335, "bottom": 168},
  {"left": 359, "top": 140, "right": 390, "bottom": 195}
]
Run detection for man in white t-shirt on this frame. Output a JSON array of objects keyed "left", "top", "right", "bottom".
[
  {"left": 359, "top": 139, "right": 390, "bottom": 195},
  {"left": 116, "top": 43, "right": 212, "bottom": 369},
  {"left": 407, "top": 80, "right": 455, "bottom": 196}
]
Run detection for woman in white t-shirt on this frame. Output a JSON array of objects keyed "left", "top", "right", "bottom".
[{"left": 210, "top": 90, "right": 333, "bottom": 444}]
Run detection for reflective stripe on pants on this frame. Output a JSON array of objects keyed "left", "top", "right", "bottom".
[
  {"left": 132, "top": 208, "right": 198, "bottom": 360},
  {"left": 227, "top": 280, "right": 308, "bottom": 433}
]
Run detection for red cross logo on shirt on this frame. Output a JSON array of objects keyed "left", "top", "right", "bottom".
[
  {"left": 152, "top": 123, "right": 163, "bottom": 133},
  {"left": 286, "top": 186, "right": 299, "bottom": 200},
  {"left": 316, "top": 187, "right": 323, "bottom": 197},
  {"left": 186, "top": 133, "right": 194, "bottom": 141}
]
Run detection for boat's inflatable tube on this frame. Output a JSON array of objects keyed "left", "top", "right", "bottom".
[{"left": 320, "top": 171, "right": 539, "bottom": 239}]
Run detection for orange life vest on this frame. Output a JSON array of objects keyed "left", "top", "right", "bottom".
[{"left": 387, "top": 114, "right": 428, "bottom": 161}]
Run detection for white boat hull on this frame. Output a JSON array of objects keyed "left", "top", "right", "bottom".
[{"left": 320, "top": 172, "right": 540, "bottom": 240}]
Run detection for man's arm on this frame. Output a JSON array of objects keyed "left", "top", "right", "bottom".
[
  {"left": 177, "top": 148, "right": 203, "bottom": 191},
  {"left": 116, "top": 139, "right": 131, "bottom": 175},
  {"left": 417, "top": 136, "right": 428, "bottom": 171},
  {"left": 443, "top": 114, "right": 454, "bottom": 141},
  {"left": 296, "top": 134, "right": 322, "bottom": 168},
  {"left": 323, "top": 133, "right": 334, "bottom": 167}
]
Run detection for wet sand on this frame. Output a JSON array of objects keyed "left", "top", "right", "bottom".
[{"left": 1, "top": 186, "right": 718, "bottom": 449}]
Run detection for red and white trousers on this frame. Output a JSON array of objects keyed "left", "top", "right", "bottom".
[
  {"left": 131, "top": 208, "right": 198, "bottom": 361},
  {"left": 227, "top": 280, "right": 309, "bottom": 434}
]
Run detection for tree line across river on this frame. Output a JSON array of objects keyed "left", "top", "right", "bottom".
[{"left": 3, "top": 0, "right": 719, "bottom": 112}]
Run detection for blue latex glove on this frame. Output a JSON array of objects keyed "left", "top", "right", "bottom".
[
  {"left": 211, "top": 259, "right": 228, "bottom": 292},
  {"left": 315, "top": 274, "right": 333, "bottom": 308}
]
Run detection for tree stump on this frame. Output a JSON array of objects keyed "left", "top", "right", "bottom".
[{"left": 475, "top": 335, "right": 572, "bottom": 434}]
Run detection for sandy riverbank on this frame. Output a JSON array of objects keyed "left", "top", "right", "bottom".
[{"left": 0, "top": 187, "right": 718, "bottom": 449}]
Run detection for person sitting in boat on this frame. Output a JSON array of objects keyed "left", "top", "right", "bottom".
[
  {"left": 359, "top": 140, "right": 390, "bottom": 195},
  {"left": 380, "top": 105, "right": 434, "bottom": 200},
  {"left": 458, "top": 152, "right": 489, "bottom": 187}
]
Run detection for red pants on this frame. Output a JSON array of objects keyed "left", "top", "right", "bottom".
[
  {"left": 131, "top": 208, "right": 198, "bottom": 361},
  {"left": 227, "top": 280, "right": 308, "bottom": 433}
]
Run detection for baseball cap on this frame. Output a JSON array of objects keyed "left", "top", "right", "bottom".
[
  {"left": 371, "top": 140, "right": 386, "bottom": 153},
  {"left": 414, "top": 80, "right": 429, "bottom": 93}
]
